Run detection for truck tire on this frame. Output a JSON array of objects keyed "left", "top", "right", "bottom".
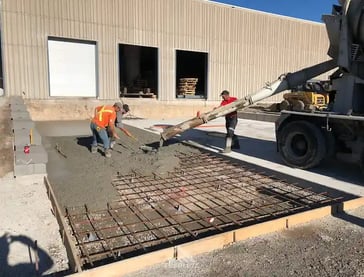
[{"left": 278, "top": 121, "right": 326, "bottom": 169}]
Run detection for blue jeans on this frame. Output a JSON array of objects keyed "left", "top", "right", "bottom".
[{"left": 90, "top": 122, "right": 110, "bottom": 150}]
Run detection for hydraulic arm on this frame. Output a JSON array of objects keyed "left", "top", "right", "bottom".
[{"left": 160, "top": 59, "right": 337, "bottom": 144}]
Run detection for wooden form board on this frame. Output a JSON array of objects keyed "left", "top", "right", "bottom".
[
  {"left": 68, "top": 197, "right": 364, "bottom": 277},
  {"left": 44, "top": 177, "right": 82, "bottom": 272}
]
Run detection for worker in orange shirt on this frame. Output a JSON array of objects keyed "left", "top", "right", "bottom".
[{"left": 90, "top": 102, "right": 121, "bottom": 158}]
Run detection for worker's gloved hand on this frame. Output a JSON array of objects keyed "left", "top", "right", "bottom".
[{"left": 199, "top": 113, "right": 208, "bottom": 123}]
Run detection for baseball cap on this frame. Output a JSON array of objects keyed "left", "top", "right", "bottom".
[
  {"left": 220, "top": 90, "right": 230, "bottom": 96},
  {"left": 113, "top": 102, "right": 123, "bottom": 110}
]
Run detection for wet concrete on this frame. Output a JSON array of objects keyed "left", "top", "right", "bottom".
[{"left": 37, "top": 121, "right": 200, "bottom": 212}]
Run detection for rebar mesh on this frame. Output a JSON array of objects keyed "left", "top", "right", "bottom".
[{"left": 66, "top": 151, "right": 339, "bottom": 266}]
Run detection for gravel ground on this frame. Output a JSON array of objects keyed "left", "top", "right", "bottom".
[{"left": 125, "top": 206, "right": 364, "bottom": 277}]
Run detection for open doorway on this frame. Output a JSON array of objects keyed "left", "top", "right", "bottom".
[
  {"left": 176, "top": 50, "right": 208, "bottom": 99},
  {"left": 119, "top": 44, "right": 158, "bottom": 99}
]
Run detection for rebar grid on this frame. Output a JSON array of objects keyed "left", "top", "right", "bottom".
[{"left": 66, "top": 151, "right": 339, "bottom": 266}]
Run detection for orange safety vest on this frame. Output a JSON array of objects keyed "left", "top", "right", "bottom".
[{"left": 92, "top": 105, "right": 116, "bottom": 128}]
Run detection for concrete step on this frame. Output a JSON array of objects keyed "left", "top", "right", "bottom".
[
  {"left": 12, "top": 119, "right": 35, "bottom": 131},
  {"left": 15, "top": 145, "right": 48, "bottom": 165},
  {"left": 10, "top": 96, "right": 48, "bottom": 177},
  {"left": 13, "top": 162, "right": 47, "bottom": 177},
  {"left": 11, "top": 110, "right": 31, "bottom": 120},
  {"left": 14, "top": 145, "right": 48, "bottom": 177},
  {"left": 13, "top": 128, "right": 42, "bottom": 149},
  {"left": 9, "top": 103, "right": 27, "bottom": 112},
  {"left": 9, "top": 96, "right": 25, "bottom": 105}
]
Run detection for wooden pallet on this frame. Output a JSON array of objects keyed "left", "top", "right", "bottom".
[
  {"left": 121, "top": 92, "right": 156, "bottom": 98},
  {"left": 179, "top": 78, "right": 198, "bottom": 82},
  {"left": 179, "top": 90, "right": 196, "bottom": 95},
  {"left": 178, "top": 77, "right": 198, "bottom": 95}
]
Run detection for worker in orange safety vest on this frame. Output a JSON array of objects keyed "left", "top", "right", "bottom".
[
  {"left": 90, "top": 102, "right": 121, "bottom": 158},
  {"left": 109, "top": 103, "right": 130, "bottom": 148}
]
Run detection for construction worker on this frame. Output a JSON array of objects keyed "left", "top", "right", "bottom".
[
  {"left": 219, "top": 90, "right": 240, "bottom": 153},
  {"left": 90, "top": 103, "right": 121, "bottom": 158},
  {"left": 109, "top": 104, "right": 130, "bottom": 148}
]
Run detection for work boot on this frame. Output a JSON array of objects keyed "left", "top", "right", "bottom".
[
  {"left": 232, "top": 136, "right": 240, "bottom": 149},
  {"left": 91, "top": 146, "right": 97, "bottom": 154},
  {"left": 221, "top": 137, "right": 232, "bottom": 153},
  {"left": 110, "top": 141, "right": 116, "bottom": 149},
  {"left": 105, "top": 149, "right": 112, "bottom": 158}
]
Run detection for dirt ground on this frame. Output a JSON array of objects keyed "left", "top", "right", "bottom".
[
  {"left": 0, "top": 98, "right": 14, "bottom": 176},
  {"left": 44, "top": 124, "right": 200, "bottom": 212},
  {"left": 125, "top": 206, "right": 364, "bottom": 277}
]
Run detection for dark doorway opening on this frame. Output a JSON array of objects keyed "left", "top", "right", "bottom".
[
  {"left": 176, "top": 50, "right": 208, "bottom": 99},
  {"left": 119, "top": 44, "right": 158, "bottom": 99}
]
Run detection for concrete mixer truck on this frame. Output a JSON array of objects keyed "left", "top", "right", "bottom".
[{"left": 160, "top": 0, "right": 364, "bottom": 171}]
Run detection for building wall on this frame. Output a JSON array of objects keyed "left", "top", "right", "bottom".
[{"left": 1, "top": 0, "right": 330, "bottom": 106}]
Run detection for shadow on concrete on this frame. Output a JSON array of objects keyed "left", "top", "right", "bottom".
[
  {"left": 331, "top": 203, "right": 364, "bottom": 228},
  {"left": 76, "top": 136, "right": 93, "bottom": 151},
  {"left": 333, "top": 212, "right": 364, "bottom": 228},
  {"left": 0, "top": 233, "right": 54, "bottom": 277}
]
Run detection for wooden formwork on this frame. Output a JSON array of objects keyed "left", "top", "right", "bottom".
[
  {"left": 44, "top": 177, "right": 82, "bottom": 272},
  {"left": 67, "top": 197, "right": 364, "bottom": 277}
]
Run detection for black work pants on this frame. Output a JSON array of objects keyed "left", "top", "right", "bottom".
[
  {"left": 225, "top": 116, "right": 240, "bottom": 148},
  {"left": 225, "top": 116, "right": 237, "bottom": 138}
]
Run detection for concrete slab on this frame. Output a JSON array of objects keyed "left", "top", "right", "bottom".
[
  {"left": 13, "top": 128, "right": 42, "bottom": 148},
  {"left": 12, "top": 120, "right": 35, "bottom": 131}
]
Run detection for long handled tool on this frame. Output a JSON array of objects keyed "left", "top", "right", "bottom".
[{"left": 118, "top": 127, "right": 138, "bottom": 141}]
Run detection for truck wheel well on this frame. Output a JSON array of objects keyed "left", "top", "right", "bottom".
[{"left": 277, "top": 120, "right": 326, "bottom": 169}]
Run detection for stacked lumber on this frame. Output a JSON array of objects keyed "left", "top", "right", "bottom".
[{"left": 178, "top": 78, "right": 198, "bottom": 95}]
